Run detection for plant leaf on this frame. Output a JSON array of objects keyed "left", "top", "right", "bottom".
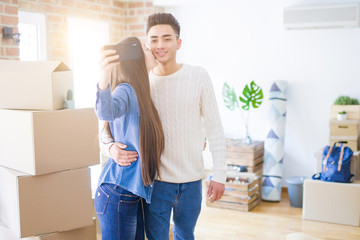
[
  {"left": 239, "top": 80, "right": 263, "bottom": 110},
  {"left": 222, "top": 82, "right": 238, "bottom": 111}
]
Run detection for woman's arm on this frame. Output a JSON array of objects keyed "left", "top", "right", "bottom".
[
  {"left": 98, "top": 49, "right": 119, "bottom": 90},
  {"left": 95, "top": 49, "right": 129, "bottom": 121}
]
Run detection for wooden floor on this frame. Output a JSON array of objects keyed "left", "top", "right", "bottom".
[
  {"left": 96, "top": 189, "right": 360, "bottom": 240},
  {"left": 194, "top": 190, "right": 360, "bottom": 240}
]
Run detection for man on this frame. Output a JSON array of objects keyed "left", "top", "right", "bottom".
[{"left": 101, "top": 13, "right": 226, "bottom": 240}]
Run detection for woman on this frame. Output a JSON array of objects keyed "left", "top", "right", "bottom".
[{"left": 94, "top": 37, "right": 164, "bottom": 240}]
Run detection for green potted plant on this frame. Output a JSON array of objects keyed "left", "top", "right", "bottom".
[
  {"left": 334, "top": 96, "right": 359, "bottom": 105},
  {"left": 332, "top": 96, "right": 360, "bottom": 120},
  {"left": 337, "top": 111, "right": 347, "bottom": 120},
  {"left": 222, "top": 80, "right": 264, "bottom": 144},
  {"left": 64, "top": 89, "right": 75, "bottom": 109}
]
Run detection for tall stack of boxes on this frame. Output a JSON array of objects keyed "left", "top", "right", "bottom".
[
  {"left": 206, "top": 139, "right": 263, "bottom": 211},
  {"left": 329, "top": 105, "right": 360, "bottom": 151},
  {"left": 327, "top": 104, "right": 360, "bottom": 179},
  {"left": 302, "top": 105, "right": 360, "bottom": 227},
  {"left": 0, "top": 60, "right": 100, "bottom": 239}
]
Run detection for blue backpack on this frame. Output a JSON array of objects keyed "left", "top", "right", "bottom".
[{"left": 312, "top": 142, "right": 354, "bottom": 183}]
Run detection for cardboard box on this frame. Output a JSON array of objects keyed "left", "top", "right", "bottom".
[
  {"left": 331, "top": 105, "right": 360, "bottom": 120},
  {"left": 329, "top": 136, "right": 359, "bottom": 151},
  {"left": 352, "top": 152, "right": 360, "bottom": 180},
  {"left": 0, "top": 108, "right": 100, "bottom": 175},
  {"left": 303, "top": 179, "right": 360, "bottom": 226},
  {"left": 0, "top": 60, "right": 73, "bottom": 110},
  {"left": 329, "top": 119, "right": 360, "bottom": 137},
  {"left": 0, "top": 219, "right": 96, "bottom": 240},
  {"left": 0, "top": 167, "right": 94, "bottom": 238}
]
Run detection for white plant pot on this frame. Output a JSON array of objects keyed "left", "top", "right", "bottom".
[
  {"left": 337, "top": 114, "right": 347, "bottom": 120},
  {"left": 64, "top": 100, "right": 75, "bottom": 109}
]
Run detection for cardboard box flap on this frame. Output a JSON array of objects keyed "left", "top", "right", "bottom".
[
  {"left": 4, "top": 166, "right": 29, "bottom": 178},
  {"left": 53, "top": 62, "right": 71, "bottom": 72},
  {"left": 0, "top": 60, "right": 70, "bottom": 73}
]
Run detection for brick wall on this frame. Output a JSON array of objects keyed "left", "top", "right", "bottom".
[
  {"left": 0, "top": 0, "right": 162, "bottom": 62},
  {"left": 0, "top": 0, "right": 20, "bottom": 60}
]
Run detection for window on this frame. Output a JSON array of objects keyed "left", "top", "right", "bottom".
[
  {"left": 18, "top": 11, "right": 47, "bottom": 61},
  {"left": 67, "top": 18, "right": 109, "bottom": 193},
  {"left": 67, "top": 17, "right": 109, "bottom": 108}
]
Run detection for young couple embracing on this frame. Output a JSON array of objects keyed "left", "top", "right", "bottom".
[{"left": 94, "top": 13, "right": 226, "bottom": 240}]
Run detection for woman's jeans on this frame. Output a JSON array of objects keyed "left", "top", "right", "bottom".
[
  {"left": 94, "top": 183, "right": 144, "bottom": 240},
  {"left": 144, "top": 180, "right": 202, "bottom": 240}
]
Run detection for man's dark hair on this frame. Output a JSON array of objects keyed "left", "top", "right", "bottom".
[{"left": 146, "top": 13, "right": 180, "bottom": 38}]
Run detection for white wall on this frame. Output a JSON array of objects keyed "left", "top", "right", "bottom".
[{"left": 159, "top": 0, "right": 360, "bottom": 184}]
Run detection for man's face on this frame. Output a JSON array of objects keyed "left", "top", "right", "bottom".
[{"left": 147, "top": 24, "right": 181, "bottom": 64}]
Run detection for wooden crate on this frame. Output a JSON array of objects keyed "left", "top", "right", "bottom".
[
  {"left": 226, "top": 139, "right": 264, "bottom": 153},
  {"left": 227, "top": 162, "right": 263, "bottom": 173},
  {"left": 331, "top": 105, "right": 360, "bottom": 120},
  {"left": 330, "top": 120, "right": 360, "bottom": 137},
  {"left": 227, "top": 153, "right": 264, "bottom": 166},
  {"left": 205, "top": 175, "right": 260, "bottom": 211},
  {"left": 241, "top": 162, "right": 263, "bottom": 173},
  {"left": 330, "top": 136, "right": 359, "bottom": 151},
  {"left": 226, "top": 139, "right": 264, "bottom": 166},
  {"left": 207, "top": 197, "right": 260, "bottom": 212},
  {"left": 226, "top": 149, "right": 264, "bottom": 160}
]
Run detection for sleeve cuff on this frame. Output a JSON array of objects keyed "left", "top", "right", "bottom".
[
  {"left": 211, "top": 169, "right": 227, "bottom": 184},
  {"left": 97, "top": 83, "right": 111, "bottom": 92}
]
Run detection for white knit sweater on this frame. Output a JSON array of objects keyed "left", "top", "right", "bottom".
[{"left": 101, "top": 64, "right": 226, "bottom": 184}]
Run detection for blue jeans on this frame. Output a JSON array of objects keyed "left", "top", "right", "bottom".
[
  {"left": 94, "top": 183, "right": 144, "bottom": 240},
  {"left": 144, "top": 180, "right": 202, "bottom": 240}
]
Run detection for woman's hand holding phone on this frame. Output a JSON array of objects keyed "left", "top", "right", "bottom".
[{"left": 98, "top": 48, "right": 120, "bottom": 90}]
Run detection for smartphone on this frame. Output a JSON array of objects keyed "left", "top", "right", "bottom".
[{"left": 103, "top": 40, "right": 142, "bottom": 62}]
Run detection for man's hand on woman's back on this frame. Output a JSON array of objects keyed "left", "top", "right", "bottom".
[{"left": 109, "top": 142, "right": 139, "bottom": 166}]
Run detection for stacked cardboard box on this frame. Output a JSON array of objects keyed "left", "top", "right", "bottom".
[
  {"left": 310, "top": 149, "right": 360, "bottom": 226},
  {"left": 0, "top": 60, "right": 99, "bottom": 239},
  {"left": 330, "top": 105, "right": 360, "bottom": 120},
  {"left": 0, "top": 60, "right": 73, "bottom": 110},
  {"left": 329, "top": 105, "right": 360, "bottom": 151},
  {"left": 303, "top": 179, "right": 360, "bottom": 226},
  {"left": 0, "top": 219, "right": 97, "bottom": 240}
]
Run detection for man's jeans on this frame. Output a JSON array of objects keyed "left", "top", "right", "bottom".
[
  {"left": 144, "top": 180, "right": 202, "bottom": 240},
  {"left": 94, "top": 183, "right": 144, "bottom": 240}
]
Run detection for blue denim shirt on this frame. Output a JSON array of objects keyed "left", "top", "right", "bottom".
[{"left": 95, "top": 83, "right": 153, "bottom": 203}]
